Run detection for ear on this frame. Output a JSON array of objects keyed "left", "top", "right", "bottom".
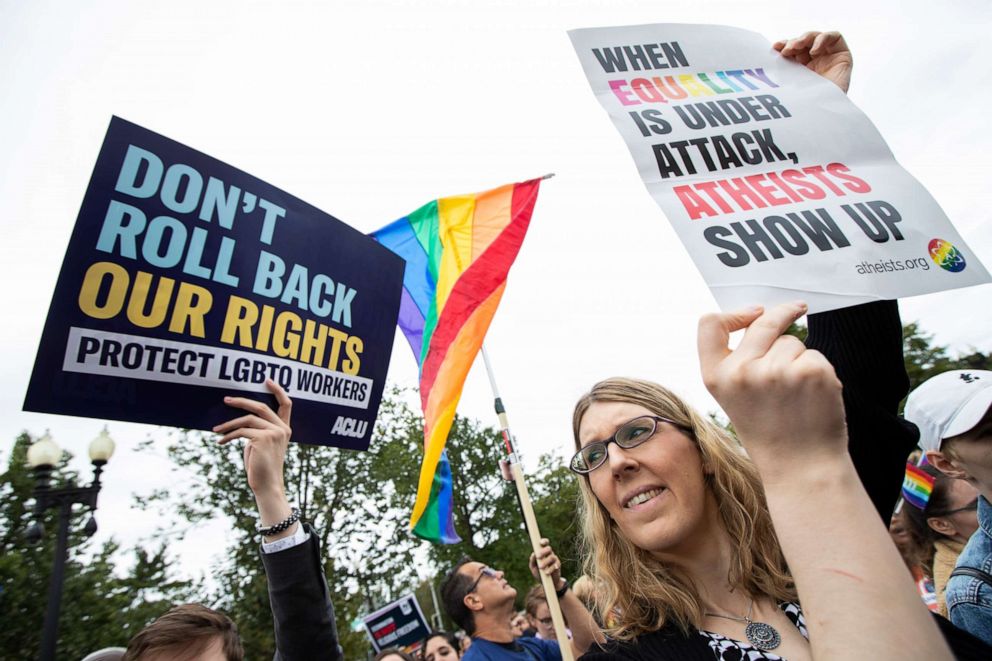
[
  {"left": 927, "top": 516, "right": 955, "bottom": 536},
  {"left": 463, "top": 592, "right": 484, "bottom": 614},
  {"left": 926, "top": 450, "right": 970, "bottom": 480}
]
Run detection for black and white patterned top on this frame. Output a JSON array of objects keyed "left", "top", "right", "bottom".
[{"left": 698, "top": 602, "right": 807, "bottom": 661}]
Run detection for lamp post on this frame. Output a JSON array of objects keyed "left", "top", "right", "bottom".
[{"left": 25, "top": 427, "right": 115, "bottom": 661}]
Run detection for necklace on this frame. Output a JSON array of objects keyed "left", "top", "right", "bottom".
[{"left": 704, "top": 598, "right": 782, "bottom": 651}]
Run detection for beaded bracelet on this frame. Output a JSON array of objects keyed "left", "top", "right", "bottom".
[{"left": 258, "top": 507, "right": 301, "bottom": 537}]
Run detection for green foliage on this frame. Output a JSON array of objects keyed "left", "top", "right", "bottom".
[
  {"left": 376, "top": 410, "right": 582, "bottom": 615},
  {"left": 133, "top": 389, "right": 583, "bottom": 657},
  {"left": 4, "top": 319, "right": 988, "bottom": 658},
  {"left": 134, "top": 397, "right": 425, "bottom": 659},
  {"left": 902, "top": 321, "right": 991, "bottom": 392},
  {"left": 529, "top": 455, "right": 583, "bottom": 587},
  {"left": 387, "top": 414, "right": 529, "bottom": 601},
  {"left": 0, "top": 406, "right": 588, "bottom": 660},
  {"left": 0, "top": 433, "right": 192, "bottom": 659},
  {"left": 784, "top": 322, "right": 808, "bottom": 343}
]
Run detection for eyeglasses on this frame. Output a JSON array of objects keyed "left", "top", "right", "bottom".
[
  {"left": 569, "top": 415, "right": 689, "bottom": 474},
  {"left": 931, "top": 498, "right": 979, "bottom": 517},
  {"left": 467, "top": 566, "right": 499, "bottom": 593}
]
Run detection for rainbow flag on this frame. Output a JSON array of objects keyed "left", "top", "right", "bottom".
[
  {"left": 372, "top": 178, "right": 543, "bottom": 543},
  {"left": 902, "top": 462, "right": 935, "bottom": 509}
]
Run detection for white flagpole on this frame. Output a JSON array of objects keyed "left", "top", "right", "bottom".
[{"left": 480, "top": 345, "right": 574, "bottom": 661}]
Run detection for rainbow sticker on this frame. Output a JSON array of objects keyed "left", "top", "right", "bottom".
[
  {"left": 929, "top": 238, "right": 967, "bottom": 272},
  {"left": 903, "top": 462, "right": 935, "bottom": 509}
]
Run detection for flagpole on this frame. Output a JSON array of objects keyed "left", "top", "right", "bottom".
[{"left": 480, "top": 345, "right": 574, "bottom": 661}]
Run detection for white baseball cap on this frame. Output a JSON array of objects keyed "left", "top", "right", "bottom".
[{"left": 905, "top": 369, "right": 992, "bottom": 453}]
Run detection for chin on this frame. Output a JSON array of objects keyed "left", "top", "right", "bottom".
[{"left": 629, "top": 529, "right": 691, "bottom": 555}]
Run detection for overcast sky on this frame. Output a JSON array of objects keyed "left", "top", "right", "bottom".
[{"left": 2, "top": 0, "right": 990, "bottom": 583}]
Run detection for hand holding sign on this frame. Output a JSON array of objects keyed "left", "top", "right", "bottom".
[
  {"left": 697, "top": 302, "right": 848, "bottom": 481},
  {"left": 773, "top": 31, "right": 852, "bottom": 92},
  {"left": 24, "top": 117, "right": 404, "bottom": 450},
  {"left": 214, "top": 378, "right": 296, "bottom": 539},
  {"left": 569, "top": 24, "right": 990, "bottom": 313}
]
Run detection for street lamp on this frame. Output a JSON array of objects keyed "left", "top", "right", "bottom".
[{"left": 26, "top": 427, "right": 115, "bottom": 661}]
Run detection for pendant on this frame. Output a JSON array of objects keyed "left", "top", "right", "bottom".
[{"left": 745, "top": 621, "right": 782, "bottom": 651}]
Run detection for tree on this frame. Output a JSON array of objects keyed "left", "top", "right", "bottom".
[
  {"left": 902, "top": 321, "right": 991, "bottom": 392},
  {"left": 529, "top": 454, "right": 583, "bottom": 585},
  {"left": 0, "top": 433, "right": 192, "bottom": 659},
  {"left": 376, "top": 413, "right": 531, "bottom": 599},
  {"left": 374, "top": 409, "right": 582, "bottom": 614},
  {"left": 134, "top": 389, "right": 583, "bottom": 657},
  {"left": 133, "top": 388, "right": 434, "bottom": 658}
]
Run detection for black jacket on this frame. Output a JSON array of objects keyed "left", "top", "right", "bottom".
[{"left": 261, "top": 524, "right": 344, "bottom": 661}]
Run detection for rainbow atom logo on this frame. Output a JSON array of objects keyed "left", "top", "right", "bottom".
[{"left": 928, "top": 239, "right": 967, "bottom": 272}]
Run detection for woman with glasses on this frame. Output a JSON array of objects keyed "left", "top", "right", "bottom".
[
  {"left": 570, "top": 297, "right": 960, "bottom": 660},
  {"left": 562, "top": 28, "right": 989, "bottom": 659},
  {"left": 570, "top": 374, "right": 807, "bottom": 660},
  {"left": 903, "top": 462, "right": 981, "bottom": 616}
]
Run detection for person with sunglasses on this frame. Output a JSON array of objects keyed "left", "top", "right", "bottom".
[
  {"left": 439, "top": 541, "right": 603, "bottom": 660},
  {"left": 902, "top": 462, "right": 981, "bottom": 617}
]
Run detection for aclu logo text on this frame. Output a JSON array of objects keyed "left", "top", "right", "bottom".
[{"left": 331, "top": 415, "right": 368, "bottom": 438}]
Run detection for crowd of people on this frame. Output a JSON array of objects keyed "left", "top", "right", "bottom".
[{"left": 75, "top": 30, "right": 992, "bottom": 661}]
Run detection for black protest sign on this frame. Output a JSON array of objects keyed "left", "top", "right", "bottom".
[
  {"left": 362, "top": 594, "right": 431, "bottom": 653},
  {"left": 24, "top": 117, "right": 403, "bottom": 449}
]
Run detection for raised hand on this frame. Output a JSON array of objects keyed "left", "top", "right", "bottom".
[
  {"left": 698, "top": 304, "right": 953, "bottom": 660},
  {"left": 214, "top": 378, "right": 295, "bottom": 537},
  {"left": 697, "top": 302, "right": 847, "bottom": 481}
]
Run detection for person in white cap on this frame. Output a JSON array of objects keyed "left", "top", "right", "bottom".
[{"left": 906, "top": 369, "right": 992, "bottom": 646}]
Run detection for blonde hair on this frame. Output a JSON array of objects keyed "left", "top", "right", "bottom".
[{"left": 572, "top": 377, "right": 795, "bottom": 639}]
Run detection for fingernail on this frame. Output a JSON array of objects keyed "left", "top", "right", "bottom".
[
  {"left": 793, "top": 300, "right": 808, "bottom": 313},
  {"left": 224, "top": 396, "right": 232, "bottom": 401}
]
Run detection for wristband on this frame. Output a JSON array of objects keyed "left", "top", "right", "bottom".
[
  {"left": 258, "top": 507, "right": 301, "bottom": 537},
  {"left": 555, "top": 578, "right": 569, "bottom": 599}
]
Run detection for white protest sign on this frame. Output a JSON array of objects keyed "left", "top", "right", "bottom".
[{"left": 568, "top": 24, "right": 990, "bottom": 312}]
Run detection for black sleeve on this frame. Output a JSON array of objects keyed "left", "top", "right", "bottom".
[
  {"left": 260, "top": 524, "right": 343, "bottom": 661},
  {"left": 931, "top": 612, "right": 992, "bottom": 660},
  {"left": 577, "top": 628, "right": 714, "bottom": 661},
  {"left": 805, "top": 300, "right": 919, "bottom": 521}
]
